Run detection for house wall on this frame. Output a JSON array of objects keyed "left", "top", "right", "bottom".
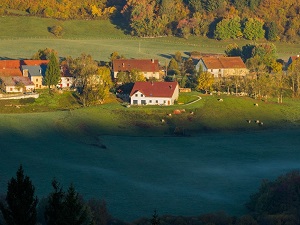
[
  {"left": 143, "top": 72, "right": 160, "bottom": 79},
  {"left": 223, "top": 68, "right": 249, "bottom": 77},
  {"left": 58, "top": 77, "right": 74, "bottom": 88},
  {"left": 131, "top": 95, "right": 174, "bottom": 105},
  {"left": 130, "top": 85, "right": 179, "bottom": 105},
  {"left": 114, "top": 71, "right": 160, "bottom": 80},
  {"left": 30, "top": 76, "right": 44, "bottom": 89},
  {"left": 4, "top": 85, "right": 34, "bottom": 93}
]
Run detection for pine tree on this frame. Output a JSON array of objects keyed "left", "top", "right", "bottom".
[
  {"left": 44, "top": 179, "right": 65, "bottom": 225},
  {"left": 62, "top": 184, "right": 90, "bottom": 225},
  {"left": 151, "top": 210, "right": 160, "bottom": 225},
  {"left": 0, "top": 165, "right": 38, "bottom": 225},
  {"left": 44, "top": 52, "right": 61, "bottom": 92}
]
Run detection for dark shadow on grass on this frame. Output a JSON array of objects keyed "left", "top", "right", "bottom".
[{"left": 158, "top": 54, "right": 174, "bottom": 60}]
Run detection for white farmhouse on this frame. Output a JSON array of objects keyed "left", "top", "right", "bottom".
[{"left": 130, "top": 81, "right": 179, "bottom": 106}]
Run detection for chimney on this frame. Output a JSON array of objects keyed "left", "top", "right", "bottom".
[
  {"left": 122, "top": 63, "right": 125, "bottom": 67},
  {"left": 151, "top": 59, "right": 154, "bottom": 63},
  {"left": 169, "top": 85, "right": 172, "bottom": 89}
]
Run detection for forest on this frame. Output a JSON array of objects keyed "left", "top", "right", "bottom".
[
  {"left": 1, "top": 166, "right": 300, "bottom": 225},
  {"left": 0, "top": 0, "right": 299, "bottom": 42}
]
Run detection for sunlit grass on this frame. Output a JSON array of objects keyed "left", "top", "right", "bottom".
[{"left": 0, "top": 16, "right": 299, "bottom": 61}]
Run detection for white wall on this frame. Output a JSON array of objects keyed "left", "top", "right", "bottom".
[{"left": 130, "top": 86, "right": 179, "bottom": 105}]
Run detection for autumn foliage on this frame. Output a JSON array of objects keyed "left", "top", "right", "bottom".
[{"left": 0, "top": 0, "right": 299, "bottom": 42}]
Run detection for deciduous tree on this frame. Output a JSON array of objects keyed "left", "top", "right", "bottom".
[
  {"left": 197, "top": 71, "right": 214, "bottom": 94},
  {"left": 242, "top": 18, "right": 265, "bottom": 40}
]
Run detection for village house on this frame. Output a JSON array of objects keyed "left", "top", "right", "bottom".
[
  {"left": 57, "top": 63, "right": 75, "bottom": 89},
  {"left": 0, "top": 59, "right": 49, "bottom": 90},
  {"left": 130, "top": 81, "right": 179, "bottom": 106},
  {"left": 196, "top": 56, "right": 249, "bottom": 78},
  {"left": 21, "top": 65, "right": 47, "bottom": 89},
  {"left": 0, "top": 76, "right": 34, "bottom": 93},
  {"left": 112, "top": 59, "right": 161, "bottom": 80}
]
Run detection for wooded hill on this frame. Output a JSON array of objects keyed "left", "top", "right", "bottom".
[{"left": 0, "top": 0, "right": 299, "bottom": 42}]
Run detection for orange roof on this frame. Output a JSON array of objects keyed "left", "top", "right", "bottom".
[
  {"left": 130, "top": 81, "right": 178, "bottom": 98},
  {"left": 201, "top": 57, "right": 246, "bottom": 69},
  {"left": 0, "top": 69, "right": 22, "bottom": 77},
  {"left": 23, "top": 60, "right": 49, "bottom": 66},
  {"left": 113, "top": 59, "right": 159, "bottom": 73},
  {"left": 0, "top": 60, "right": 22, "bottom": 69}
]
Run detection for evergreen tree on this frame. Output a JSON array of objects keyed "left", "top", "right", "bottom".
[
  {"left": 62, "top": 184, "right": 90, "bottom": 225},
  {"left": 151, "top": 210, "right": 160, "bottom": 225},
  {"left": 168, "top": 58, "right": 180, "bottom": 75},
  {"left": 44, "top": 179, "right": 65, "bottom": 225},
  {"left": 0, "top": 165, "right": 38, "bottom": 225},
  {"left": 44, "top": 52, "right": 61, "bottom": 91}
]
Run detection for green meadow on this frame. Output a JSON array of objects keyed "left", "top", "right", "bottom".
[
  {"left": 0, "top": 16, "right": 299, "bottom": 61},
  {"left": 1, "top": 91, "right": 300, "bottom": 137}
]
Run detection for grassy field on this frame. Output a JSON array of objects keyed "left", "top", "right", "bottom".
[
  {"left": 0, "top": 16, "right": 299, "bottom": 62},
  {"left": 1, "top": 91, "right": 300, "bottom": 138}
]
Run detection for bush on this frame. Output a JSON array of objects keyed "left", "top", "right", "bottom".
[{"left": 48, "top": 25, "right": 63, "bottom": 37}]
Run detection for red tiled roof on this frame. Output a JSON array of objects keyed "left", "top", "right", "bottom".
[
  {"left": 0, "top": 60, "right": 22, "bottom": 69},
  {"left": 0, "top": 69, "right": 23, "bottom": 77},
  {"left": 130, "top": 81, "right": 178, "bottom": 98},
  {"left": 23, "top": 60, "right": 49, "bottom": 66},
  {"left": 201, "top": 57, "right": 246, "bottom": 69},
  {"left": 113, "top": 59, "right": 159, "bottom": 73}
]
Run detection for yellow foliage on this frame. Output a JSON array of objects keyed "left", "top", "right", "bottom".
[{"left": 91, "top": 5, "right": 102, "bottom": 17}]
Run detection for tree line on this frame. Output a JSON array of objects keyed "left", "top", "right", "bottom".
[
  {"left": 1, "top": 0, "right": 299, "bottom": 42},
  {"left": 1, "top": 165, "right": 300, "bottom": 225}
]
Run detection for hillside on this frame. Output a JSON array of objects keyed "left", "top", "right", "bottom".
[
  {"left": 1, "top": 92, "right": 300, "bottom": 137},
  {"left": 0, "top": 16, "right": 299, "bottom": 62}
]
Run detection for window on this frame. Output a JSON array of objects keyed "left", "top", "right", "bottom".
[
  {"left": 135, "top": 94, "right": 138, "bottom": 97},
  {"left": 67, "top": 83, "right": 69, "bottom": 87},
  {"left": 133, "top": 100, "right": 138, "bottom": 104},
  {"left": 163, "top": 100, "right": 166, "bottom": 104},
  {"left": 149, "top": 100, "right": 152, "bottom": 103},
  {"left": 211, "top": 69, "right": 213, "bottom": 72},
  {"left": 67, "top": 78, "right": 70, "bottom": 81},
  {"left": 219, "top": 69, "right": 221, "bottom": 72},
  {"left": 36, "top": 84, "right": 38, "bottom": 87},
  {"left": 141, "top": 94, "right": 143, "bottom": 97},
  {"left": 10, "top": 88, "right": 13, "bottom": 91},
  {"left": 156, "top": 100, "right": 158, "bottom": 103},
  {"left": 36, "top": 78, "right": 38, "bottom": 82}
]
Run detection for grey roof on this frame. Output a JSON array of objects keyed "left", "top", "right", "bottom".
[{"left": 21, "top": 65, "right": 47, "bottom": 76}]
